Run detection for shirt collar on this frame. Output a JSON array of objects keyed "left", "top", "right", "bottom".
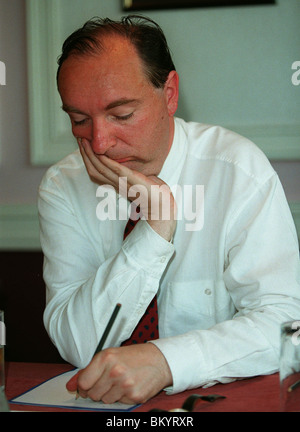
[{"left": 158, "top": 117, "right": 187, "bottom": 188}]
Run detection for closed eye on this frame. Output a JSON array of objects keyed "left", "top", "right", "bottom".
[
  {"left": 73, "top": 118, "right": 88, "bottom": 126},
  {"left": 114, "top": 112, "right": 134, "bottom": 121},
  {"left": 69, "top": 112, "right": 134, "bottom": 126}
]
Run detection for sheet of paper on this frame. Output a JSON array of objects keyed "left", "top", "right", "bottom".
[{"left": 10, "top": 369, "right": 138, "bottom": 411}]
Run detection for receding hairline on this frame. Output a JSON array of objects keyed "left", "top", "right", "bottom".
[
  {"left": 57, "top": 33, "right": 158, "bottom": 88},
  {"left": 60, "top": 32, "right": 132, "bottom": 60},
  {"left": 56, "top": 16, "right": 176, "bottom": 88}
]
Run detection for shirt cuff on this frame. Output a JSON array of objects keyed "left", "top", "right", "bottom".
[
  {"left": 150, "top": 333, "right": 206, "bottom": 395},
  {"left": 122, "top": 219, "right": 175, "bottom": 278}
]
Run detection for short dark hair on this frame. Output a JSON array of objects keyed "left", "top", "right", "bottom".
[{"left": 57, "top": 15, "right": 176, "bottom": 88}]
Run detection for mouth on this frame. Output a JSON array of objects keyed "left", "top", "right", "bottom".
[{"left": 113, "top": 157, "right": 134, "bottom": 164}]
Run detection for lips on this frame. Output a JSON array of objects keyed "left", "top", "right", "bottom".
[{"left": 113, "top": 157, "right": 133, "bottom": 164}]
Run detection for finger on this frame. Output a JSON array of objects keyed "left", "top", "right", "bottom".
[
  {"left": 99, "top": 155, "right": 150, "bottom": 189},
  {"left": 147, "top": 175, "right": 169, "bottom": 186},
  {"left": 99, "top": 154, "right": 163, "bottom": 212},
  {"left": 84, "top": 363, "right": 131, "bottom": 404},
  {"left": 78, "top": 360, "right": 115, "bottom": 402},
  {"left": 66, "top": 370, "right": 89, "bottom": 399},
  {"left": 66, "top": 370, "right": 80, "bottom": 392},
  {"left": 77, "top": 139, "right": 102, "bottom": 179},
  {"left": 76, "top": 351, "right": 108, "bottom": 391},
  {"left": 99, "top": 384, "right": 127, "bottom": 405},
  {"left": 81, "top": 139, "right": 120, "bottom": 185},
  {"left": 78, "top": 139, "right": 117, "bottom": 186},
  {"left": 85, "top": 379, "right": 114, "bottom": 402}
]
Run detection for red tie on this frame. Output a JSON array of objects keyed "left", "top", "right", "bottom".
[{"left": 121, "top": 207, "right": 159, "bottom": 345}]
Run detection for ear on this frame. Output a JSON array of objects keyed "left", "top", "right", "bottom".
[{"left": 164, "top": 71, "right": 179, "bottom": 117}]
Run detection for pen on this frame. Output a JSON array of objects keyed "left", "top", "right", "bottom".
[
  {"left": 288, "top": 378, "right": 300, "bottom": 393},
  {"left": 76, "top": 303, "right": 122, "bottom": 399},
  {"left": 94, "top": 303, "right": 122, "bottom": 354}
]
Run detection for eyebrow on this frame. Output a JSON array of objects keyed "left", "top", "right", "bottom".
[
  {"left": 106, "top": 98, "right": 140, "bottom": 110},
  {"left": 62, "top": 98, "right": 140, "bottom": 114}
]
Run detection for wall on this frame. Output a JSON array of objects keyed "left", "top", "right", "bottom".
[{"left": 0, "top": 0, "right": 299, "bottom": 250}]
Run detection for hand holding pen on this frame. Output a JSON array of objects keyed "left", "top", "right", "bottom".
[
  {"left": 66, "top": 302, "right": 172, "bottom": 405},
  {"left": 66, "top": 303, "right": 121, "bottom": 399}
]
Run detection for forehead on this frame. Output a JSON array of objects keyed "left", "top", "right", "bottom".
[
  {"left": 57, "top": 36, "right": 157, "bottom": 113},
  {"left": 58, "top": 35, "right": 148, "bottom": 92}
]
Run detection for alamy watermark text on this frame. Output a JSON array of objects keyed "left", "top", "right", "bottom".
[
  {"left": 0, "top": 61, "right": 6, "bottom": 86},
  {"left": 0, "top": 322, "right": 5, "bottom": 346},
  {"left": 96, "top": 178, "right": 204, "bottom": 232},
  {"left": 291, "top": 61, "right": 300, "bottom": 86}
]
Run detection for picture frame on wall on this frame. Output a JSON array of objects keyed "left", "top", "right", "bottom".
[{"left": 122, "top": 0, "right": 275, "bottom": 11}]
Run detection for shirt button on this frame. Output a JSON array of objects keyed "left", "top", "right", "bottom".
[
  {"left": 204, "top": 289, "right": 212, "bottom": 295},
  {"left": 160, "top": 256, "right": 166, "bottom": 263}
]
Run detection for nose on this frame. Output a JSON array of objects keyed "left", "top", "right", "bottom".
[{"left": 90, "top": 118, "right": 115, "bottom": 155}]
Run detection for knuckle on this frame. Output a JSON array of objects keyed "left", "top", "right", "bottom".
[
  {"left": 101, "top": 394, "right": 112, "bottom": 404},
  {"left": 125, "top": 387, "right": 146, "bottom": 404},
  {"left": 120, "top": 377, "right": 145, "bottom": 404},
  {"left": 87, "top": 389, "right": 101, "bottom": 402},
  {"left": 101, "top": 347, "right": 117, "bottom": 363},
  {"left": 109, "top": 363, "right": 126, "bottom": 379}
]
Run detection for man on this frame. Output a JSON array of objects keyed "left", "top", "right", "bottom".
[{"left": 38, "top": 16, "right": 300, "bottom": 404}]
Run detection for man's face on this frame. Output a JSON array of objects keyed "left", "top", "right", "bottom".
[{"left": 58, "top": 35, "right": 178, "bottom": 177}]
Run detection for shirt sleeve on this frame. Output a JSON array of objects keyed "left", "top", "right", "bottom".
[
  {"left": 38, "top": 170, "right": 174, "bottom": 368},
  {"left": 151, "top": 174, "right": 300, "bottom": 394}
]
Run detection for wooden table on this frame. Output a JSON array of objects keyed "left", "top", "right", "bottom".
[{"left": 5, "top": 362, "right": 281, "bottom": 412}]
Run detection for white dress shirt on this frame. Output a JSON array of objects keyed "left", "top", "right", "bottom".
[{"left": 39, "top": 117, "right": 300, "bottom": 394}]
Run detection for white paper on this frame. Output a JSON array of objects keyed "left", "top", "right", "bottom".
[{"left": 10, "top": 369, "right": 138, "bottom": 411}]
